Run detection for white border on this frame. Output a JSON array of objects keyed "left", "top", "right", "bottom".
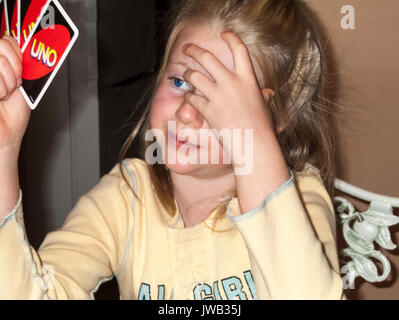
[
  {"left": 19, "top": 0, "right": 79, "bottom": 110},
  {"left": 5, "top": 0, "right": 20, "bottom": 43},
  {"left": 17, "top": 0, "right": 20, "bottom": 44},
  {"left": 3, "top": 0, "right": 10, "bottom": 36}
]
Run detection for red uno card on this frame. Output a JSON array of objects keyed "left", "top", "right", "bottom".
[
  {"left": 20, "top": 0, "right": 47, "bottom": 48},
  {"left": 0, "top": 0, "right": 10, "bottom": 37},
  {"left": 19, "top": 0, "right": 79, "bottom": 110},
  {"left": 5, "top": 0, "right": 20, "bottom": 43}
]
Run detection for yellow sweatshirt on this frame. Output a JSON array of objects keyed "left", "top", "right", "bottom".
[{"left": 0, "top": 158, "right": 345, "bottom": 300}]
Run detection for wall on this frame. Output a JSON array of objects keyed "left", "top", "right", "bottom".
[
  {"left": 97, "top": 0, "right": 156, "bottom": 175},
  {"left": 308, "top": 0, "right": 399, "bottom": 299}
]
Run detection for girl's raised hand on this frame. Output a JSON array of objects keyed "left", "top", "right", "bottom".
[
  {"left": 182, "top": 31, "right": 276, "bottom": 162},
  {"left": 0, "top": 36, "right": 30, "bottom": 159}
]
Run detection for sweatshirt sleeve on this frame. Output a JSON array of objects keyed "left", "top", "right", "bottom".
[
  {"left": 226, "top": 165, "right": 345, "bottom": 300},
  {"left": 0, "top": 163, "right": 135, "bottom": 300}
]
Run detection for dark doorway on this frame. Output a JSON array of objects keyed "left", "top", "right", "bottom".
[
  {"left": 98, "top": 0, "right": 177, "bottom": 177},
  {"left": 94, "top": 0, "right": 177, "bottom": 299}
]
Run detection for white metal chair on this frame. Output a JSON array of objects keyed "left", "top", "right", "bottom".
[{"left": 334, "top": 178, "right": 399, "bottom": 290}]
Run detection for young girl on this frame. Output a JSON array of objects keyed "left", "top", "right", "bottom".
[{"left": 0, "top": 0, "right": 345, "bottom": 299}]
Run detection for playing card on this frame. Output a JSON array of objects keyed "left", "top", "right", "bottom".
[
  {"left": 20, "top": 0, "right": 47, "bottom": 48},
  {"left": 0, "top": 0, "right": 9, "bottom": 37},
  {"left": 6, "top": 0, "right": 19, "bottom": 43},
  {"left": 19, "top": 0, "right": 79, "bottom": 110}
]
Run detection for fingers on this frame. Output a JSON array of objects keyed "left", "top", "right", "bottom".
[
  {"left": 221, "top": 31, "right": 256, "bottom": 78},
  {"left": 0, "top": 37, "right": 22, "bottom": 86},
  {"left": 183, "top": 44, "right": 231, "bottom": 83},
  {"left": 183, "top": 68, "right": 214, "bottom": 99},
  {"left": 184, "top": 91, "right": 209, "bottom": 118},
  {"left": 0, "top": 56, "right": 18, "bottom": 100},
  {"left": 0, "top": 73, "right": 8, "bottom": 100},
  {"left": 183, "top": 32, "right": 257, "bottom": 84},
  {"left": 0, "top": 37, "right": 23, "bottom": 100},
  {"left": 3, "top": 36, "right": 22, "bottom": 62}
]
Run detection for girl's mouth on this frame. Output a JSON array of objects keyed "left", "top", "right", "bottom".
[{"left": 168, "top": 131, "right": 201, "bottom": 149}]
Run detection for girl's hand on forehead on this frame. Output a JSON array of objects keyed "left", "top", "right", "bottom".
[{"left": 182, "top": 31, "right": 276, "bottom": 161}]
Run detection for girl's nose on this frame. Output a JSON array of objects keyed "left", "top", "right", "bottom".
[{"left": 175, "top": 100, "right": 204, "bottom": 128}]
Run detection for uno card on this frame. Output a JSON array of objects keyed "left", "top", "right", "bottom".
[
  {"left": 6, "top": 0, "right": 20, "bottom": 43},
  {"left": 20, "top": 0, "right": 47, "bottom": 48},
  {"left": 19, "top": 0, "right": 79, "bottom": 110},
  {"left": 0, "top": 0, "right": 9, "bottom": 37}
]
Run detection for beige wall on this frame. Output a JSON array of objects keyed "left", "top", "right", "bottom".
[{"left": 307, "top": 0, "right": 399, "bottom": 299}]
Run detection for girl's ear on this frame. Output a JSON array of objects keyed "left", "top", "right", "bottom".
[
  {"left": 260, "top": 88, "right": 285, "bottom": 134},
  {"left": 261, "top": 88, "right": 275, "bottom": 104}
]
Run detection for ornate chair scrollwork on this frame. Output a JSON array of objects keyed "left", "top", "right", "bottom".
[{"left": 334, "top": 178, "right": 399, "bottom": 290}]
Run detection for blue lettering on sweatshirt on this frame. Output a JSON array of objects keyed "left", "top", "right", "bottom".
[{"left": 137, "top": 270, "right": 257, "bottom": 300}]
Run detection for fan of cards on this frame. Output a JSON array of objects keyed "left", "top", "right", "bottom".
[{"left": 0, "top": 0, "right": 79, "bottom": 109}]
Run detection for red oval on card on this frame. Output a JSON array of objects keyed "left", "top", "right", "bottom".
[{"left": 22, "top": 25, "right": 71, "bottom": 80}]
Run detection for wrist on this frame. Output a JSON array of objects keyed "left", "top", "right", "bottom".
[
  {"left": 0, "top": 162, "right": 20, "bottom": 218},
  {"left": 0, "top": 142, "right": 21, "bottom": 165},
  {"left": 234, "top": 135, "right": 290, "bottom": 213},
  {"left": 230, "top": 127, "right": 285, "bottom": 175}
]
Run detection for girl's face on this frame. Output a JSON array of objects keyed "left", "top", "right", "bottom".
[{"left": 149, "top": 23, "right": 236, "bottom": 177}]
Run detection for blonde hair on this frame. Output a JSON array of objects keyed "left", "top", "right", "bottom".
[{"left": 118, "top": 0, "right": 338, "bottom": 222}]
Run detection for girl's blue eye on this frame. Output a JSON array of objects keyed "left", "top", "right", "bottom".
[{"left": 169, "top": 77, "right": 192, "bottom": 91}]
